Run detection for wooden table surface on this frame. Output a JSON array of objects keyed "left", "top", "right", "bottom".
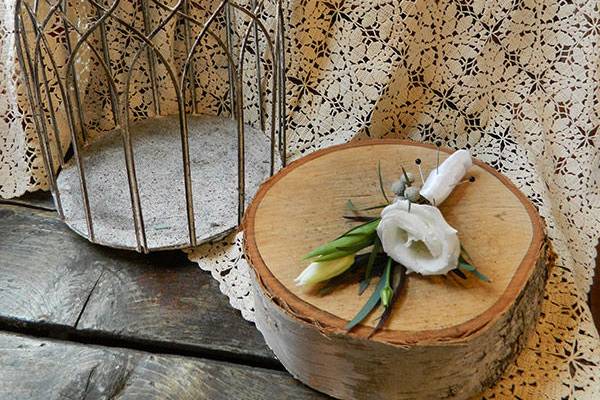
[
  {"left": 1, "top": 192, "right": 597, "bottom": 399},
  {"left": 0, "top": 192, "right": 325, "bottom": 399}
]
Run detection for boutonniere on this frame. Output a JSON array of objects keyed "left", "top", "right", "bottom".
[{"left": 295, "top": 148, "right": 489, "bottom": 336}]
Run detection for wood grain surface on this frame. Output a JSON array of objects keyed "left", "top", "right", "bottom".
[
  {"left": 0, "top": 205, "right": 104, "bottom": 327},
  {"left": 75, "top": 249, "right": 273, "bottom": 361},
  {"left": 0, "top": 190, "right": 56, "bottom": 211},
  {"left": 0, "top": 204, "right": 273, "bottom": 362},
  {"left": 0, "top": 332, "right": 322, "bottom": 400},
  {"left": 244, "top": 140, "right": 549, "bottom": 399},
  {"left": 0, "top": 185, "right": 596, "bottom": 400},
  {"left": 245, "top": 140, "right": 545, "bottom": 343}
]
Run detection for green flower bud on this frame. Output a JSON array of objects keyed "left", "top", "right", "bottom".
[
  {"left": 304, "top": 219, "right": 379, "bottom": 260},
  {"left": 295, "top": 255, "right": 356, "bottom": 286},
  {"left": 380, "top": 286, "right": 393, "bottom": 307}
]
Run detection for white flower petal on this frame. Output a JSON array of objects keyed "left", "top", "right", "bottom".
[
  {"left": 295, "top": 255, "right": 355, "bottom": 286},
  {"left": 377, "top": 200, "right": 460, "bottom": 275}
]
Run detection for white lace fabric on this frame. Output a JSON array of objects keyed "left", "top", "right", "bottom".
[
  {"left": 1, "top": 1, "right": 45, "bottom": 197},
  {"left": 2, "top": 0, "right": 599, "bottom": 397}
]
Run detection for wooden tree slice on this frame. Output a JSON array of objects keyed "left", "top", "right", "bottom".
[{"left": 244, "top": 140, "right": 549, "bottom": 400}]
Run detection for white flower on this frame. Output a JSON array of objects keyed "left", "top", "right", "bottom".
[
  {"left": 377, "top": 200, "right": 460, "bottom": 275},
  {"left": 295, "top": 254, "right": 355, "bottom": 286},
  {"left": 419, "top": 149, "right": 472, "bottom": 205}
]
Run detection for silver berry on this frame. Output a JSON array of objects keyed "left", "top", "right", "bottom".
[
  {"left": 404, "top": 186, "right": 421, "bottom": 202},
  {"left": 390, "top": 180, "right": 406, "bottom": 196},
  {"left": 401, "top": 172, "right": 415, "bottom": 185}
]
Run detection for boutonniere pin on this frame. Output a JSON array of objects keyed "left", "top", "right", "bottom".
[{"left": 295, "top": 146, "right": 489, "bottom": 336}]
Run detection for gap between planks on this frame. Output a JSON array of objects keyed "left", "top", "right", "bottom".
[
  {"left": 0, "top": 316, "right": 284, "bottom": 373},
  {"left": 0, "top": 190, "right": 56, "bottom": 211},
  {"left": 0, "top": 196, "right": 282, "bottom": 372}
]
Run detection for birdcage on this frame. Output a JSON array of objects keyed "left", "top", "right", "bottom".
[{"left": 14, "top": 0, "right": 286, "bottom": 253}]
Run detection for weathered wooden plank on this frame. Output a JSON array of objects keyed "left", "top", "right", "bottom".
[
  {"left": 75, "top": 249, "right": 273, "bottom": 361},
  {"left": 0, "top": 332, "right": 323, "bottom": 400},
  {"left": 0, "top": 204, "right": 272, "bottom": 361},
  {"left": 0, "top": 190, "right": 56, "bottom": 211},
  {"left": 0, "top": 205, "right": 103, "bottom": 327}
]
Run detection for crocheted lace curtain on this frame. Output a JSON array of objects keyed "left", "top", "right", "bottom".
[{"left": 2, "top": 0, "right": 599, "bottom": 398}]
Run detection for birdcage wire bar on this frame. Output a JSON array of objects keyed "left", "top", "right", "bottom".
[{"left": 15, "top": 0, "right": 287, "bottom": 253}]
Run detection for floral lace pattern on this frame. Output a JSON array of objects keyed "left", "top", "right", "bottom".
[
  {"left": 0, "top": 1, "right": 46, "bottom": 197},
  {"left": 189, "top": 0, "right": 600, "bottom": 398},
  {"left": 2, "top": 0, "right": 599, "bottom": 397}
]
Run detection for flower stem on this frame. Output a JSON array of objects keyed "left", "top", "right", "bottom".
[
  {"left": 377, "top": 161, "right": 391, "bottom": 204},
  {"left": 359, "top": 237, "right": 382, "bottom": 295},
  {"left": 401, "top": 167, "right": 411, "bottom": 187}
]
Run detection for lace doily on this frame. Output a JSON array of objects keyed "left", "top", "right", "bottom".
[
  {"left": 2, "top": 0, "right": 599, "bottom": 397},
  {"left": 188, "top": 0, "right": 600, "bottom": 397},
  {"left": 0, "top": 1, "right": 46, "bottom": 197}
]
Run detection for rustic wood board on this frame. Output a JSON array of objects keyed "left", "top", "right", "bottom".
[
  {"left": 0, "top": 332, "right": 322, "bottom": 400},
  {"left": 75, "top": 249, "right": 273, "bottom": 361},
  {"left": 0, "top": 205, "right": 104, "bottom": 327},
  {"left": 0, "top": 190, "right": 56, "bottom": 211},
  {"left": 0, "top": 203, "right": 272, "bottom": 362}
]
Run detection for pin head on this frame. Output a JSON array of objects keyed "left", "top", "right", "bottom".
[{"left": 415, "top": 158, "right": 421, "bottom": 165}]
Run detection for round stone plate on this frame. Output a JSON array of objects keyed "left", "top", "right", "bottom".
[{"left": 57, "top": 114, "right": 275, "bottom": 251}]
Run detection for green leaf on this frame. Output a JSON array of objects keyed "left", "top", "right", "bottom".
[
  {"left": 346, "top": 199, "right": 388, "bottom": 212},
  {"left": 304, "top": 219, "right": 380, "bottom": 261},
  {"left": 458, "top": 246, "right": 491, "bottom": 282},
  {"left": 359, "top": 237, "right": 382, "bottom": 295},
  {"left": 335, "top": 218, "right": 380, "bottom": 240},
  {"left": 450, "top": 268, "right": 468, "bottom": 280},
  {"left": 304, "top": 239, "right": 353, "bottom": 260},
  {"left": 346, "top": 272, "right": 387, "bottom": 332},
  {"left": 343, "top": 215, "right": 379, "bottom": 222},
  {"left": 378, "top": 161, "right": 391, "bottom": 204},
  {"left": 335, "top": 239, "right": 375, "bottom": 253},
  {"left": 359, "top": 255, "right": 387, "bottom": 294},
  {"left": 458, "top": 260, "right": 491, "bottom": 282},
  {"left": 458, "top": 260, "right": 475, "bottom": 271},
  {"left": 471, "top": 269, "right": 491, "bottom": 282},
  {"left": 346, "top": 199, "right": 356, "bottom": 211},
  {"left": 305, "top": 228, "right": 372, "bottom": 259},
  {"left": 311, "top": 250, "right": 355, "bottom": 262},
  {"left": 460, "top": 244, "right": 473, "bottom": 261},
  {"left": 310, "top": 242, "right": 373, "bottom": 262},
  {"left": 334, "top": 237, "right": 375, "bottom": 253}
]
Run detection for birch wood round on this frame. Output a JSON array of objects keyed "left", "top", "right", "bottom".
[{"left": 243, "top": 140, "right": 549, "bottom": 400}]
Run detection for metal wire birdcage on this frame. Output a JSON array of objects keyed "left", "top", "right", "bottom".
[{"left": 15, "top": 0, "right": 287, "bottom": 253}]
